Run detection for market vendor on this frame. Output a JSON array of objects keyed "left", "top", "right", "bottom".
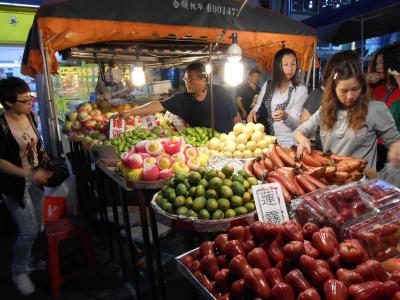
[
  {"left": 118, "top": 62, "right": 241, "bottom": 133},
  {"left": 295, "top": 60, "right": 400, "bottom": 168},
  {"left": 236, "top": 68, "right": 260, "bottom": 120}
]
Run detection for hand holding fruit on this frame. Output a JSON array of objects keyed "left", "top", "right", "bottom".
[
  {"left": 272, "top": 109, "right": 288, "bottom": 122},
  {"left": 115, "top": 110, "right": 133, "bottom": 121},
  {"left": 296, "top": 135, "right": 312, "bottom": 156},
  {"left": 247, "top": 110, "right": 257, "bottom": 123}
]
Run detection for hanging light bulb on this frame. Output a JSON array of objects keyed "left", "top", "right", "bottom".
[
  {"left": 224, "top": 32, "right": 244, "bottom": 86},
  {"left": 131, "top": 65, "right": 146, "bottom": 87},
  {"left": 205, "top": 63, "right": 212, "bottom": 74}
]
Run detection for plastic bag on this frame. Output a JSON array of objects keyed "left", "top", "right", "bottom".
[
  {"left": 43, "top": 196, "right": 65, "bottom": 225},
  {"left": 44, "top": 175, "right": 77, "bottom": 221}
]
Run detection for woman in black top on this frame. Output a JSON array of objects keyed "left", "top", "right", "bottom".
[{"left": 0, "top": 77, "right": 52, "bottom": 295}]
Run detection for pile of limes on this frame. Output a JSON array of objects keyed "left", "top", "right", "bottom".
[
  {"left": 102, "top": 126, "right": 159, "bottom": 155},
  {"left": 155, "top": 164, "right": 258, "bottom": 220},
  {"left": 182, "top": 127, "right": 220, "bottom": 147}
]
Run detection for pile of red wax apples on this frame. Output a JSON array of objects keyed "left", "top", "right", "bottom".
[{"left": 179, "top": 221, "right": 400, "bottom": 300}]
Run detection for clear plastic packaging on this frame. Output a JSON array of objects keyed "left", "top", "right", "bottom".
[
  {"left": 294, "top": 183, "right": 379, "bottom": 230},
  {"left": 358, "top": 179, "right": 400, "bottom": 208},
  {"left": 342, "top": 205, "right": 400, "bottom": 262}
]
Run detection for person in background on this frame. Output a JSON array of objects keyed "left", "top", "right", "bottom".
[
  {"left": 378, "top": 141, "right": 400, "bottom": 188},
  {"left": 367, "top": 45, "right": 400, "bottom": 170},
  {"left": 0, "top": 77, "right": 52, "bottom": 295},
  {"left": 301, "top": 51, "right": 361, "bottom": 124},
  {"left": 300, "top": 50, "right": 361, "bottom": 150},
  {"left": 295, "top": 60, "right": 400, "bottom": 169},
  {"left": 236, "top": 69, "right": 261, "bottom": 120},
  {"left": 247, "top": 48, "right": 308, "bottom": 147},
  {"left": 118, "top": 62, "right": 241, "bottom": 133}
]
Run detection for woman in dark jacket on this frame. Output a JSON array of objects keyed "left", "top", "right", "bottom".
[{"left": 0, "top": 77, "right": 52, "bottom": 295}]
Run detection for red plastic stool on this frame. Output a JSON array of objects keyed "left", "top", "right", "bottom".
[{"left": 46, "top": 216, "right": 96, "bottom": 298}]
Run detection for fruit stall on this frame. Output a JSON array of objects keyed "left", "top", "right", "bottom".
[{"left": 21, "top": 1, "right": 400, "bottom": 300}]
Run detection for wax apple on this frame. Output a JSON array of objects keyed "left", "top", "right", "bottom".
[
  {"left": 228, "top": 255, "right": 251, "bottom": 277},
  {"left": 224, "top": 240, "right": 245, "bottom": 257},
  {"left": 214, "top": 234, "right": 229, "bottom": 254},
  {"left": 270, "top": 283, "right": 295, "bottom": 300},
  {"left": 247, "top": 247, "right": 271, "bottom": 271},
  {"left": 312, "top": 231, "right": 338, "bottom": 257},
  {"left": 264, "top": 268, "right": 285, "bottom": 287},
  {"left": 243, "top": 268, "right": 270, "bottom": 299},
  {"left": 300, "top": 255, "right": 334, "bottom": 287},
  {"left": 335, "top": 268, "right": 363, "bottom": 287},
  {"left": 338, "top": 239, "right": 368, "bottom": 264},
  {"left": 348, "top": 281, "right": 387, "bottom": 300},
  {"left": 283, "top": 241, "right": 305, "bottom": 263},
  {"left": 323, "top": 279, "right": 348, "bottom": 300},
  {"left": 285, "top": 269, "right": 312, "bottom": 294},
  {"left": 200, "top": 241, "right": 214, "bottom": 256},
  {"left": 228, "top": 226, "right": 246, "bottom": 243},
  {"left": 298, "top": 288, "right": 321, "bottom": 300},
  {"left": 200, "top": 254, "right": 219, "bottom": 279}
]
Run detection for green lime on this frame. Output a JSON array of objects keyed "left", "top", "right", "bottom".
[
  {"left": 162, "top": 187, "right": 175, "bottom": 198},
  {"left": 247, "top": 176, "right": 258, "bottom": 187},
  {"left": 188, "top": 172, "right": 202, "bottom": 185},
  {"left": 197, "top": 166, "right": 206, "bottom": 176},
  {"left": 187, "top": 209, "right": 198, "bottom": 218},
  {"left": 212, "top": 209, "right": 225, "bottom": 220},
  {"left": 199, "top": 179, "right": 209, "bottom": 189},
  {"left": 176, "top": 206, "right": 189, "bottom": 216},
  {"left": 162, "top": 202, "right": 174, "bottom": 213},
  {"left": 205, "top": 189, "right": 218, "bottom": 199},
  {"left": 231, "top": 174, "right": 244, "bottom": 184},
  {"left": 199, "top": 209, "right": 210, "bottom": 220},
  {"left": 244, "top": 202, "right": 255, "bottom": 212},
  {"left": 193, "top": 197, "right": 206, "bottom": 212},
  {"left": 217, "top": 198, "right": 230, "bottom": 211},
  {"left": 174, "top": 196, "right": 186, "bottom": 207},
  {"left": 204, "top": 170, "right": 218, "bottom": 181},
  {"left": 155, "top": 193, "right": 163, "bottom": 203},
  {"left": 208, "top": 177, "right": 223, "bottom": 191},
  {"left": 174, "top": 172, "right": 187, "bottom": 183},
  {"left": 231, "top": 195, "right": 243, "bottom": 207},
  {"left": 189, "top": 186, "right": 196, "bottom": 197},
  {"left": 183, "top": 179, "right": 191, "bottom": 189},
  {"left": 185, "top": 197, "right": 194, "bottom": 208},
  {"left": 243, "top": 192, "right": 252, "bottom": 203},
  {"left": 157, "top": 198, "right": 168, "bottom": 208},
  {"left": 231, "top": 182, "right": 245, "bottom": 197},
  {"left": 242, "top": 180, "right": 250, "bottom": 190},
  {"left": 176, "top": 183, "right": 188, "bottom": 196},
  {"left": 235, "top": 206, "right": 248, "bottom": 216},
  {"left": 194, "top": 185, "right": 206, "bottom": 197},
  {"left": 206, "top": 199, "right": 218, "bottom": 212},
  {"left": 218, "top": 172, "right": 226, "bottom": 180},
  {"left": 219, "top": 186, "right": 233, "bottom": 199},
  {"left": 238, "top": 169, "right": 249, "bottom": 179},
  {"left": 221, "top": 164, "right": 234, "bottom": 178},
  {"left": 222, "top": 179, "right": 232, "bottom": 187},
  {"left": 224, "top": 209, "right": 236, "bottom": 219},
  {"left": 167, "top": 190, "right": 176, "bottom": 202}
]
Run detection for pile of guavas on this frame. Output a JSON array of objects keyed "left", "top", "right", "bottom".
[{"left": 179, "top": 221, "right": 400, "bottom": 300}]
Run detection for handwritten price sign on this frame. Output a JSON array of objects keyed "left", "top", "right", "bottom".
[
  {"left": 109, "top": 118, "right": 126, "bottom": 139},
  {"left": 141, "top": 115, "right": 158, "bottom": 129},
  {"left": 252, "top": 183, "right": 289, "bottom": 224}
]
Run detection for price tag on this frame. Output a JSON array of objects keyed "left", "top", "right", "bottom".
[
  {"left": 109, "top": 118, "right": 125, "bottom": 139},
  {"left": 172, "top": 115, "right": 187, "bottom": 131},
  {"left": 252, "top": 183, "right": 289, "bottom": 224},
  {"left": 141, "top": 115, "right": 158, "bottom": 129}
]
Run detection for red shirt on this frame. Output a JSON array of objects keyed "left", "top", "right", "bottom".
[{"left": 372, "top": 84, "right": 400, "bottom": 108}]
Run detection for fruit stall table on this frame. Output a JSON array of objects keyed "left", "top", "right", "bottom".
[{"left": 95, "top": 161, "right": 166, "bottom": 300}]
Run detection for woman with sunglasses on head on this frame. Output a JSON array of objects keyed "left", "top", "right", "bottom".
[
  {"left": 247, "top": 48, "right": 308, "bottom": 147},
  {"left": 0, "top": 77, "right": 52, "bottom": 295},
  {"left": 294, "top": 60, "right": 400, "bottom": 169}
]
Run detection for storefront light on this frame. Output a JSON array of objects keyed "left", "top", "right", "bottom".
[
  {"left": 224, "top": 32, "right": 243, "bottom": 86},
  {"left": 131, "top": 65, "right": 146, "bottom": 87},
  {"left": 205, "top": 63, "right": 212, "bottom": 74}
]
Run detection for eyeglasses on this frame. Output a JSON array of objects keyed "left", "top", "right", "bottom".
[{"left": 16, "top": 95, "right": 34, "bottom": 104}]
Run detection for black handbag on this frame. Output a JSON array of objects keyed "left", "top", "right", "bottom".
[{"left": 28, "top": 115, "right": 69, "bottom": 187}]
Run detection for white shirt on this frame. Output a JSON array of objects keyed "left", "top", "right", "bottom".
[{"left": 252, "top": 81, "right": 308, "bottom": 147}]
